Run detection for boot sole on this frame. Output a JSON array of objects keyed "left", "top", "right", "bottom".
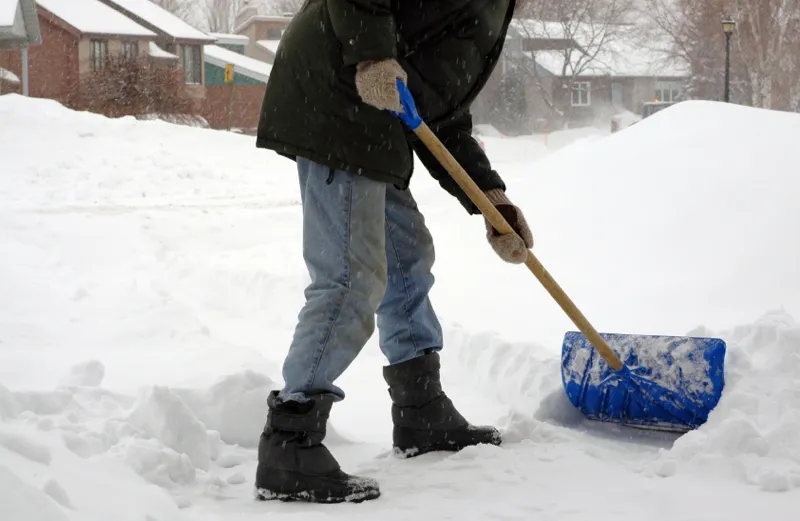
[
  {"left": 255, "top": 486, "right": 380, "bottom": 504},
  {"left": 393, "top": 426, "right": 503, "bottom": 458},
  {"left": 392, "top": 440, "right": 500, "bottom": 459}
]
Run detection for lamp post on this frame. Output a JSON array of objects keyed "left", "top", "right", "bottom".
[{"left": 722, "top": 19, "right": 736, "bottom": 102}]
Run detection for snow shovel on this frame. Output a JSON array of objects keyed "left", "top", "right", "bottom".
[{"left": 390, "top": 79, "right": 726, "bottom": 433}]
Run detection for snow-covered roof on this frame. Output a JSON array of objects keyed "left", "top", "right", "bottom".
[
  {"left": 0, "top": 0, "right": 18, "bottom": 27},
  {"left": 0, "top": 66, "right": 19, "bottom": 83},
  {"left": 204, "top": 44, "right": 272, "bottom": 83},
  {"left": 509, "top": 19, "right": 688, "bottom": 78},
  {"left": 509, "top": 19, "right": 579, "bottom": 41},
  {"left": 0, "top": 0, "right": 41, "bottom": 44},
  {"left": 209, "top": 32, "right": 248, "bottom": 46},
  {"left": 256, "top": 39, "right": 280, "bottom": 55},
  {"left": 529, "top": 43, "right": 687, "bottom": 78},
  {"left": 148, "top": 41, "right": 176, "bottom": 59},
  {"left": 37, "top": 0, "right": 156, "bottom": 37},
  {"left": 234, "top": 13, "right": 292, "bottom": 34},
  {"left": 101, "top": 0, "right": 214, "bottom": 42}
]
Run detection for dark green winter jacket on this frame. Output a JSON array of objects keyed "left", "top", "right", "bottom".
[{"left": 255, "top": 0, "right": 516, "bottom": 214}]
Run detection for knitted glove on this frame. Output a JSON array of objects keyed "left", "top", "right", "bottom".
[
  {"left": 355, "top": 58, "right": 408, "bottom": 112},
  {"left": 483, "top": 189, "right": 533, "bottom": 264}
]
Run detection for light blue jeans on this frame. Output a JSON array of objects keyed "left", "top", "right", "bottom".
[{"left": 279, "top": 157, "right": 443, "bottom": 402}]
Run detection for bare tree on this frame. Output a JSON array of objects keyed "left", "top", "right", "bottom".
[
  {"left": 260, "top": 0, "right": 302, "bottom": 15},
  {"left": 640, "top": 0, "right": 800, "bottom": 110},
  {"left": 508, "top": 0, "right": 637, "bottom": 126},
  {"left": 204, "top": 0, "right": 244, "bottom": 33},
  {"left": 149, "top": 0, "right": 194, "bottom": 22},
  {"left": 731, "top": 0, "right": 800, "bottom": 109}
]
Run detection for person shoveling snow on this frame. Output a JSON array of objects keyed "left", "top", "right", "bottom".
[
  {"left": 252, "top": 0, "right": 531, "bottom": 504},
  {"left": 250, "top": 0, "right": 730, "bottom": 505}
]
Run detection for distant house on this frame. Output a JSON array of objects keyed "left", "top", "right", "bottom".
[
  {"left": 204, "top": 43, "right": 270, "bottom": 85},
  {"left": 200, "top": 42, "right": 270, "bottom": 131},
  {"left": 209, "top": 32, "right": 247, "bottom": 54},
  {"left": 97, "top": 0, "right": 215, "bottom": 97},
  {"left": 0, "top": 0, "right": 156, "bottom": 100},
  {"left": 476, "top": 18, "right": 689, "bottom": 133},
  {"left": 233, "top": 5, "right": 291, "bottom": 64},
  {"left": 0, "top": 0, "right": 41, "bottom": 94}
]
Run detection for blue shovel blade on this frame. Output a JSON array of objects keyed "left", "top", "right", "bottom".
[{"left": 561, "top": 331, "right": 726, "bottom": 433}]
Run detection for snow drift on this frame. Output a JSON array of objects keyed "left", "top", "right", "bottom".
[{"left": 1, "top": 94, "right": 800, "bottom": 521}]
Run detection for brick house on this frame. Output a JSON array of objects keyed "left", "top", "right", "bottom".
[
  {"left": 97, "top": 0, "right": 215, "bottom": 100},
  {"left": 0, "top": 0, "right": 157, "bottom": 101},
  {"left": 0, "top": 0, "right": 41, "bottom": 94},
  {"left": 233, "top": 4, "right": 291, "bottom": 64},
  {"left": 201, "top": 41, "right": 270, "bottom": 131}
]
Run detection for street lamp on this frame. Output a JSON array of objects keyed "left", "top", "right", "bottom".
[{"left": 722, "top": 19, "right": 736, "bottom": 102}]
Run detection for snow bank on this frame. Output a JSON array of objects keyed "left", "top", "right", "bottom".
[
  {"left": 0, "top": 93, "right": 295, "bottom": 208},
  {"left": 0, "top": 365, "right": 260, "bottom": 517},
  {"left": 0, "top": 465, "right": 71, "bottom": 521},
  {"left": 58, "top": 360, "right": 105, "bottom": 388},
  {"left": 423, "top": 101, "right": 800, "bottom": 349},
  {"left": 3, "top": 92, "right": 800, "bottom": 519},
  {"left": 443, "top": 308, "right": 800, "bottom": 493},
  {"left": 0, "top": 359, "right": 358, "bottom": 518},
  {"left": 651, "top": 310, "right": 800, "bottom": 491}
]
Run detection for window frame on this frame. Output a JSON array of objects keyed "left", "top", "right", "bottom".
[
  {"left": 571, "top": 81, "right": 591, "bottom": 107},
  {"left": 90, "top": 39, "right": 108, "bottom": 72},
  {"left": 180, "top": 44, "right": 202, "bottom": 85},
  {"left": 654, "top": 82, "right": 682, "bottom": 103},
  {"left": 122, "top": 41, "right": 139, "bottom": 60}
]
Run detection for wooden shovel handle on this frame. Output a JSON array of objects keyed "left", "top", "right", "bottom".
[{"left": 413, "top": 122, "right": 624, "bottom": 371}]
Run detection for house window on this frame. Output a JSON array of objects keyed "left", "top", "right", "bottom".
[
  {"left": 122, "top": 41, "right": 139, "bottom": 60},
  {"left": 181, "top": 44, "right": 202, "bottom": 84},
  {"left": 572, "top": 81, "right": 590, "bottom": 106},
  {"left": 90, "top": 39, "right": 108, "bottom": 71},
  {"left": 266, "top": 27, "right": 282, "bottom": 39},
  {"left": 655, "top": 82, "right": 682, "bottom": 102}
]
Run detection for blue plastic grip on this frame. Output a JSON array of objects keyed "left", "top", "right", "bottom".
[{"left": 391, "top": 79, "right": 423, "bottom": 130}]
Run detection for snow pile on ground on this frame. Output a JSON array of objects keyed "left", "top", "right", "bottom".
[
  {"left": 652, "top": 309, "right": 800, "bottom": 491},
  {"left": 433, "top": 101, "right": 800, "bottom": 348},
  {"left": 1, "top": 94, "right": 800, "bottom": 520},
  {"left": 0, "top": 362, "right": 355, "bottom": 520},
  {"left": 0, "top": 95, "right": 291, "bottom": 209}
]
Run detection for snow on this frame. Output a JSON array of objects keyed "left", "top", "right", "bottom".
[
  {"left": 562, "top": 333, "right": 716, "bottom": 395},
  {"left": 1, "top": 93, "right": 800, "bottom": 520},
  {"left": 204, "top": 44, "right": 272, "bottom": 82},
  {"left": 209, "top": 32, "right": 249, "bottom": 45},
  {"left": 473, "top": 123, "right": 504, "bottom": 137},
  {"left": 0, "top": 0, "right": 17, "bottom": 27},
  {"left": 612, "top": 109, "right": 642, "bottom": 130},
  {"left": 236, "top": 14, "right": 292, "bottom": 32},
  {"left": 148, "top": 41, "right": 177, "bottom": 60},
  {"left": 256, "top": 39, "right": 280, "bottom": 55},
  {"left": 509, "top": 18, "right": 687, "bottom": 77},
  {"left": 1, "top": 66, "right": 19, "bottom": 84},
  {"left": 58, "top": 360, "right": 105, "bottom": 388},
  {"left": 530, "top": 42, "right": 687, "bottom": 78},
  {"left": 102, "top": 0, "right": 214, "bottom": 41},
  {"left": 35, "top": 0, "right": 156, "bottom": 38}
]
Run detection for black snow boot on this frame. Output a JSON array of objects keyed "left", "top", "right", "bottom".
[
  {"left": 254, "top": 391, "right": 380, "bottom": 503},
  {"left": 382, "top": 351, "right": 502, "bottom": 457}
]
